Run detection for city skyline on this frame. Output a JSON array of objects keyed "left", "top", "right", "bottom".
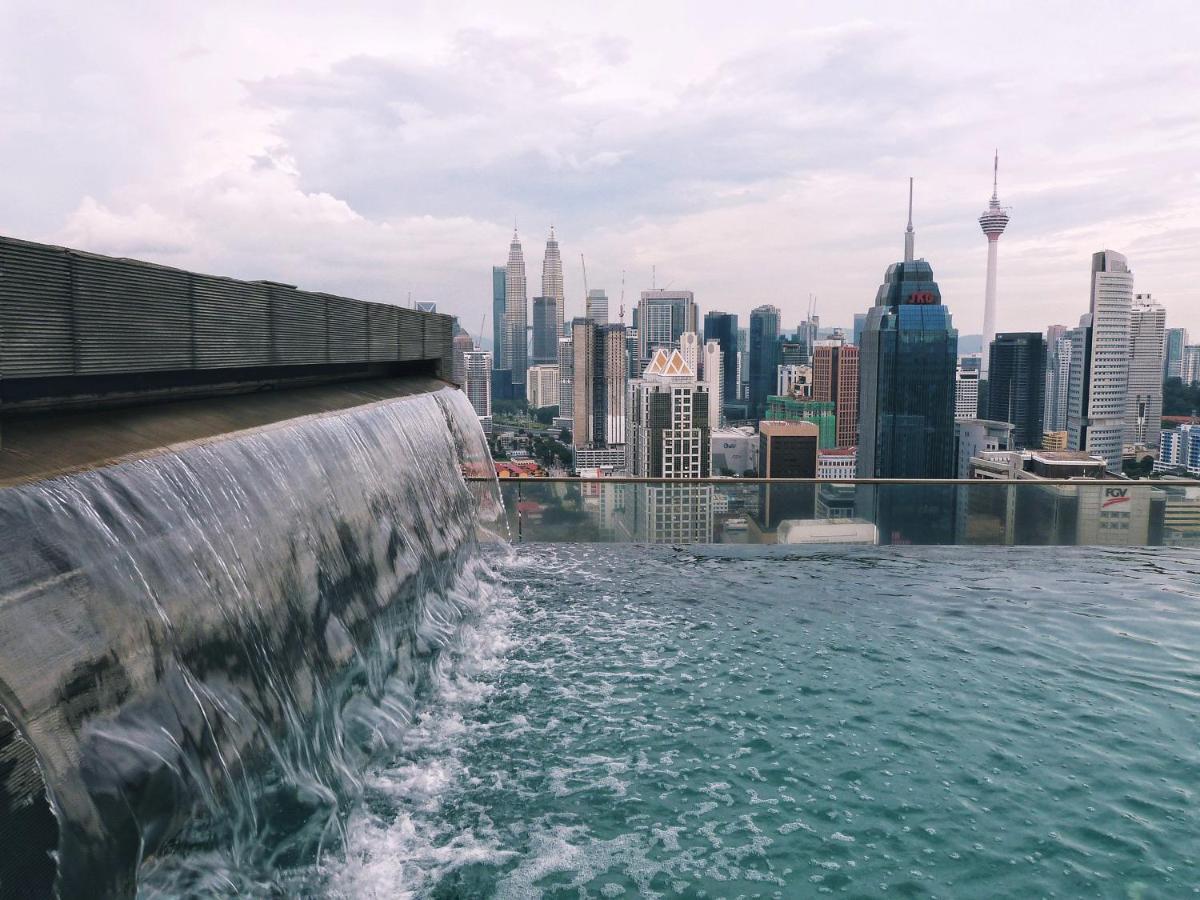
[{"left": 2, "top": 3, "right": 1199, "bottom": 340}]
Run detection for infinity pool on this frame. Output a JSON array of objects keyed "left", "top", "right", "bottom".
[{"left": 319, "top": 544, "right": 1200, "bottom": 898}]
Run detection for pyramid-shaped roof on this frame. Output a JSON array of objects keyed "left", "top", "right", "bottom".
[{"left": 642, "top": 347, "right": 696, "bottom": 380}]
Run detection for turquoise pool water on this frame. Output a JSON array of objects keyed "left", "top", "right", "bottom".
[{"left": 325, "top": 544, "right": 1200, "bottom": 898}]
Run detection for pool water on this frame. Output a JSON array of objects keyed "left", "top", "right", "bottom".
[{"left": 326, "top": 544, "right": 1200, "bottom": 898}]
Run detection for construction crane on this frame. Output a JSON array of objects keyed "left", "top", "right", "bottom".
[
  {"left": 580, "top": 253, "right": 589, "bottom": 297},
  {"left": 479, "top": 314, "right": 487, "bottom": 350},
  {"left": 619, "top": 270, "right": 626, "bottom": 323}
]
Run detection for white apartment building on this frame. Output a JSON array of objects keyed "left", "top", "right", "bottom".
[{"left": 526, "top": 364, "right": 559, "bottom": 410}]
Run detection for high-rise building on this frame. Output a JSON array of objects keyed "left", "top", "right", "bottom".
[
  {"left": 780, "top": 339, "right": 808, "bottom": 367},
  {"left": 503, "top": 230, "right": 528, "bottom": 389},
  {"left": 1044, "top": 329, "right": 1073, "bottom": 432},
  {"left": 858, "top": 180, "right": 958, "bottom": 479},
  {"left": 1156, "top": 424, "right": 1200, "bottom": 476},
  {"left": 748, "top": 305, "right": 782, "bottom": 421},
  {"left": 978, "top": 151, "right": 1010, "bottom": 381},
  {"left": 531, "top": 296, "right": 558, "bottom": 364},
  {"left": 452, "top": 332, "right": 475, "bottom": 385},
  {"left": 464, "top": 349, "right": 493, "bottom": 424},
  {"left": 701, "top": 339, "right": 723, "bottom": 432},
  {"left": 572, "top": 320, "right": 628, "bottom": 450},
  {"left": 542, "top": 226, "right": 565, "bottom": 337},
  {"left": 703, "top": 312, "right": 739, "bottom": 417},
  {"left": 1067, "top": 250, "right": 1134, "bottom": 471},
  {"left": 526, "top": 364, "right": 559, "bottom": 409},
  {"left": 755, "top": 420, "right": 819, "bottom": 535},
  {"left": 956, "top": 360, "right": 980, "bottom": 419},
  {"left": 1164, "top": 327, "right": 1188, "bottom": 380},
  {"left": 679, "top": 331, "right": 700, "bottom": 378},
  {"left": 987, "top": 332, "right": 1046, "bottom": 449},
  {"left": 812, "top": 340, "right": 859, "bottom": 448},
  {"left": 557, "top": 336, "right": 574, "bottom": 421},
  {"left": 852, "top": 313, "right": 867, "bottom": 349},
  {"left": 586, "top": 289, "right": 609, "bottom": 324},
  {"left": 627, "top": 348, "right": 711, "bottom": 478},
  {"left": 636, "top": 290, "right": 698, "bottom": 372},
  {"left": 1184, "top": 345, "right": 1200, "bottom": 385},
  {"left": 1124, "top": 293, "right": 1165, "bottom": 450},
  {"left": 776, "top": 364, "right": 812, "bottom": 398},
  {"left": 492, "top": 266, "right": 506, "bottom": 363}
]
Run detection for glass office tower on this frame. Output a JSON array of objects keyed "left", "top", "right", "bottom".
[{"left": 703, "top": 311, "right": 739, "bottom": 417}]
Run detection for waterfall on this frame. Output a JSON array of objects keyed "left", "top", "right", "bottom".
[{"left": 0, "top": 386, "right": 501, "bottom": 898}]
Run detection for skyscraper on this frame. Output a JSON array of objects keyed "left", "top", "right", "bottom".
[
  {"left": 504, "top": 230, "right": 528, "bottom": 389},
  {"left": 812, "top": 340, "right": 859, "bottom": 448},
  {"left": 1125, "top": 293, "right": 1166, "bottom": 450},
  {"left": 636, "top": 290, "right": 698, "bottom": 371},
  {"left": 464, "top": 349, "right": 493, "bottom": 422},
  {"left": 452, "top": 332, "right": 475, "bottom": 385},
  {"left": 955, "top": 358, "right": 981, "bottom": 419},
  {"left": 1045, "top": 331, "right": 1073, "bottom": 432},
  {"left": 526, "top": 364, "right": 559, "bottom": 410},
  {"left": 542, "top": 227, "right": 565, "bottom": 337},
  {"left": 703, "top": 311, "right": 739, "bottom": 417},
  {"left": 852, "top": 313, "right": 867, "bottom": 349},
  {"left": 702, "top": 339, "right": 723, "bottom": 431},
  {"left": 491, "top": 266, "right": 506, "bottom": 364},
  {"left": 627, "top": 348, "right": 711, "bottom": 478},
  {"left": 748, "top": 305, "right": 781, "bottom": 421},
  {"left": 1067, "top": 250, "right": 1133, "bottom": 471},
  {"left": 586, "top": 289, "right": 609, "bottom": 324},
  {"left": 987, "top": 332, "right": 1047, "bottom": 449},
  {"left": 557, "top": 336, "right": 574, "bottom": 421},
  {"left": 531, "top": 296, "right": 558, "bottom": 364},
  {"left": 755, "top": 420, "right": 818, "bottom": 536},
  {"left": 858, "top": 180, "right": 958, "bottom": 479},
  {"left": 1164, "top": 327, "right": 1188, "bottom": 380},
  {"left": 679, "top": 331, "right": 700, "bottom": 378},
  {"left": 571, "top": 319, "right": 627, "bottom": 450},
  {"left": 978, "top": 151, "right": 1010, "bottom": 381}
]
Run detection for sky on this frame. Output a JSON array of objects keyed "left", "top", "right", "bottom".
[{"left": 3, "top": 1, "right": 1199, "bottom": 343}]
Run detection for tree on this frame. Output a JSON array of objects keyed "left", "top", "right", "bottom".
[
  {"left": 534, "top": 405, "right": 559, "bottom": 426},
  {"left": 1163, "top": 377, "right": 1200, "bottom": 417},
  {"left": 559, "top": 428, "right": 572, "bottom": 444}
]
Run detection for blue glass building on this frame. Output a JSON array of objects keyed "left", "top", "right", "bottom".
[
  {"left": 748, "top": 305, "right": 781, "bottom": 421},
  {"left": 703, "top": 311, "right": 739, "bottom": 415}
]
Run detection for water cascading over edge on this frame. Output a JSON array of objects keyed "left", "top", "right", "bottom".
[{"left": 0, "top": 385, "right": 502, "bottom": 898}]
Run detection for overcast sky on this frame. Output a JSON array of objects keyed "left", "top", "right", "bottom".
[{"left": 3, "top": 1, "right": 1198, "bottom": 341}]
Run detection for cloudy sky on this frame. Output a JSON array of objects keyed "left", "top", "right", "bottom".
[{"left": 3, "top": 1, "right": 1198, "bottom": 342}]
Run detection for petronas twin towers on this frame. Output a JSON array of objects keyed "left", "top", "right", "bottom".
[{"left": 501, "top": 227, "right": 565, "bottom": 383}]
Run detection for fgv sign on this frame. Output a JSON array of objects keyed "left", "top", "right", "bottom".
[{"left": 1102, "top": 487, "right": 1131, "bottom": 509}]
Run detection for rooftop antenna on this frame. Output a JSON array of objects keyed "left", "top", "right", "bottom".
[
  {"left": 580, "top": 252, "right": 589, "bottom": 298},
  {"left": 619, "top": 270, "right": 626, "bottom": 323},
  {"left": 479, "top": 313, "right": 486, "bottom": 349},
  {"left": 904, "top": 176, "right": 915, "bottom": 263}
]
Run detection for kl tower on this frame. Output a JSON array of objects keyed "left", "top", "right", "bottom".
[{"left": 978, "top": 150, "right": 1009, "bottom": 380}]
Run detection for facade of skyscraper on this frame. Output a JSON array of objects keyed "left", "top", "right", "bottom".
[
  {"left": 858, "top": 190, "right": 958, "bottom": 479},
  {"left": 1184, "top": 345, "right": 1200, "bottom": 385},
  {"left": 852, "top": 313, "right": 867, "bottom": 349},
  {"left": 748, "top": 305, "right": 781, "bottom": 421},
  {"left": 812, "top": 340, "right": 859, "bottom": 448},
  {"left": 585, "top": 289, "right": 609, "bottom": 324},
  {"left": 526, "top": 364, "right": 559, "bottom": 409},
  {"left": 503, "top": 231, "right": 528, "bottom": 390},
  {"left": 703, "top": 311, "right": 739, "bottom": 416},
  {"left": 1124, "top": 294, "right": 1166, "bottom": 450},
  {"left": 571, "top": 320, "right": 628, "bottom": 450},
  {"left": 764, "top": 396, "right": 836, "bottom": 449},
  {"left": 1044, "top": 329, "right": 1073, "bottom": 432},
  {"left": 1164, "top": 327, "right": 1188, "bottom": 380},
  {"left": 955, "top": 358, "right": 981, "bottom": 419},
  {"left": 531, "top": 296, "right": 558, "bottom": 364},
  {"left": 1067, "top": 250, "right": 1133, "bottom": 471},
  {"left": 492, "top": 266, "right": 506, "bottom": 364},
  {"left": 701, "top": 339, "right": 723, "bottom": 432},
  {"left": 987, "top": 332, "right": 1047, "bottom": 449},
  {"left": 464, "top": 349, "right": 493, "bottom": 424},
  {"left": 679, "top": 331, "right": 700, "bottom": 378},
  {"left": 636, "top": 290, "right": 698, "bottom": 370},
  {"left": 452, "top": 332, "right": 475, "bottom": 385},
  {"left": 627, "top": 348, "right": 711, "bottom": 478},
  {"left": 557, "top": 336, "right": 574, "bottom": 421},
  {"left": 755, "top": 420, "right": 818, "bottom": 535},
  {"left": 542, "top": 227, "right": 565, "bottom": 337}
]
